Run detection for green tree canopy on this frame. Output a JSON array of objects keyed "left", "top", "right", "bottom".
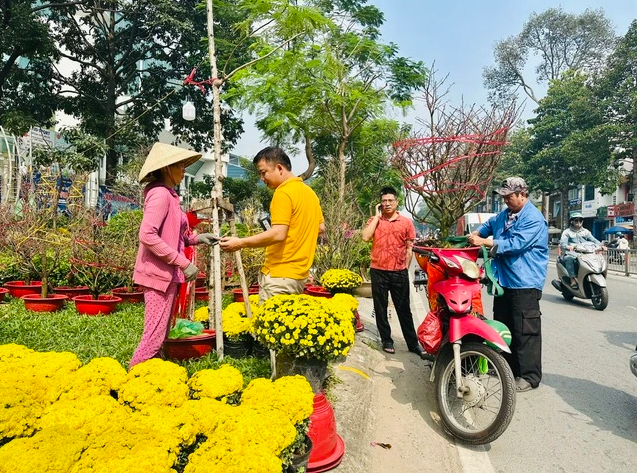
[
  {"left": 525, "top": 70, "right": 619, "bottom": 226},
  {"left": 483, "top": 7, "right": 615, "bottom": 105}
]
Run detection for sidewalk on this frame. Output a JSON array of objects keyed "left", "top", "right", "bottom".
[{"left": 329, "top": 291, "right": 462, "bottom": 473}]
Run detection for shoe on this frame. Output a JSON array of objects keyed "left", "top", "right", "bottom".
[
  {"left": 408, "top": 344, "right": 425, "bottom": 358},
  {"left": 382, "top": 344, "right": 395, "bottom": 354},
  {"left": 570, "top": 279, "right": 579, "bottom": 290},
  {"left": 515, "top": 377, "right": 534, "bottom": 392}
]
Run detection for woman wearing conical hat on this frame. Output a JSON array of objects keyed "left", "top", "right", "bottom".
[{"left": 129, "top": 143, "right": 218, "bottom": 369}]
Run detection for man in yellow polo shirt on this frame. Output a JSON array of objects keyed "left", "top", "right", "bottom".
[{"left": 220, "top": 147, "right": 325, "bottom": 302}]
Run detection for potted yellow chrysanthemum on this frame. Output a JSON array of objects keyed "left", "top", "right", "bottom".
[
  {"left": 253, "top": 294, "right": 356, "bottom": 392},
  {"left": 319, "top": 269, "right": 363, "bottom": 295}
]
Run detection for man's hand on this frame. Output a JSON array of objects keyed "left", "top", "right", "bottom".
[
  {"left": 196, "top": 233, "right": 219, "bottom": 245},
  {"left": 220, "top": 236, "right": 243, "bottom": 252},
  {"left": 467, "top": 233, "right": 486, "bottom": 247},
  {"left": 182, "top": 263, "right": 199, "bottom": 282},
  {"left": 375, "top": 203, "right": 382, "bottom": 217}
]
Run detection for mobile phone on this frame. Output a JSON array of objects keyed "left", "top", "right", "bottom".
[{"left": 376, "top": 203, "right": 382, "bottom": 214}]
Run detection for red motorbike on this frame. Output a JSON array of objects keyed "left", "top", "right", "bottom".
[{"left": 413, "top": 244, "right": 516, "bottom": 445}]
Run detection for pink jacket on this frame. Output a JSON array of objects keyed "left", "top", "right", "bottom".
[{"left": 133, "top": 183, "right": 196, "bottom": 292}]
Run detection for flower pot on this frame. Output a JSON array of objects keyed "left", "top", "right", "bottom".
[
  {"left": 251, "top": 340, "right": 270, "bottom": 359},
  {"left": 304, "top": 285, "right": 332, "bottom": 299},
  {"left": 0, "top": 287, "right": 8, "bottom": 302},
  {"left": 111, "top": 286, "right": 145, "bottom": 303},
  {"left": 4, "top": 281, "right": 43, "bottom": 299},
  {"left": 285, "top": 436, "right": 313, "bottom": 473},
  {"left": 22, "top": 293, "right": 68, "bottom": 312},
  {"left": 195, "top": 287, "right": 209, "bottom": 302},
  {"left": 223, "top": 335, "right": 251, "bottom": 358},
  {"left": 353, "top": 282, "right": 372, "bottom": 298},
  {"left": 163, "top": 330, "right": 216, "bottom": 361},
  {"left": 307, "top": 392, "right": 344, "bottom": 472},
  {"left": 72, "top": 295, "right": 122, "bottom": 315},
  {"left": 195, "top": 273, "right": 207, "bottom": 287},
  {"left": 52, "top": 286, "right": 90, "bottom": 300},
  {"left": 233, "top": 287, "right": 259, "bottom": 302},
  {"left": 275, "top": 354, "right": 328, "bottom": 394}
]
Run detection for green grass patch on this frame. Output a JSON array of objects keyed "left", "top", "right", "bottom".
[{"left": 0, "top": 296, "right": 270, "bottom": 382}]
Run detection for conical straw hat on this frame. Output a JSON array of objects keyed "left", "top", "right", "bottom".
[{"left": 138, "top": 142, "right": 202, "bottom": 182}]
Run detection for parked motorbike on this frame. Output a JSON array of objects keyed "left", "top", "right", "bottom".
[
  {"left": 413, "top": 245, "right": 515, "bottom": 445},
  {"left": 551, "top": 242, "right": 608, "bottom": 310},
  {"left": 630, "top": 345, "right": 637, "bottom": 379}
]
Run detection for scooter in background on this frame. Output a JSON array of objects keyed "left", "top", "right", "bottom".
[{"left": 551, "top": 242, "right": 608, "bottom": 311}]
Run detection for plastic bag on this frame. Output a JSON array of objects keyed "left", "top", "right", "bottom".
[
  {"left": 168, "top": 319, "right": 204, "bottom": 339},
  {"left": 417, "top": 311, "right": 442, "bottom": 355}
]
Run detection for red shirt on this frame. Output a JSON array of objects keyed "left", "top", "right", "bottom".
[{"left": 367, "top": 214, "right": 416, "bottom": 271}]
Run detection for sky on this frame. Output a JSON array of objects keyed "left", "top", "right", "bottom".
[{"left": 230, "top": 0, "right": 637, "bottom": 172}]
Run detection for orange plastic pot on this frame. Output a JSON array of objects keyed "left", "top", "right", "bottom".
[
  {"left": 22, "top": 293, "right": 68, "bottom": 312},
  {"left": 163, "top": 330, "right": 216, "bottom": 361},
  {"left": 72, "top": 295, "right": 122, "bottom": 315}
]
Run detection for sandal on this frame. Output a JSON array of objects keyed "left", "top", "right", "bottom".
[{"left": 382, "top": 344, "right": 395, "bottom": 354}]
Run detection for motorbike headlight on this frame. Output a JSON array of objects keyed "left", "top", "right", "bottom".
[
  {"left": 441, "top": 256, "right": 460, "bottom": 270},
  {"left": 456, "top": 257, "right": 480, "bottom": 279}
]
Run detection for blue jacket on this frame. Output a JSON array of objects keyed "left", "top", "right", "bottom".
[{"left": 477, "top": 201, "right": 549, "bottom": 290}]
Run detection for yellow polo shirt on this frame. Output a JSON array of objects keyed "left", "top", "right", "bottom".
[{"left": 263, "top": 177, "right": 324, "bottom": 279}]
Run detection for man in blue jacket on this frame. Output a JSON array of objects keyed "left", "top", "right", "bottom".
[{"left": 468, "top": 177, "right": 548, "bottom": 392}]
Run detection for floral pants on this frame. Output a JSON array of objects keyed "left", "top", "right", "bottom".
[{"left": 129, "top": 282, "right": 179, "bottom": 369}]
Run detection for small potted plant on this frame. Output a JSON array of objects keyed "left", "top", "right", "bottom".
[
  {"left": 105, "top": 210, "right": 144, "bottom": 303},
  {"left": 318, "top": 268, "right": 363, "bottom": 295},
  {"left": 221, "top": 296, "right": 260, "bottom": 358},
  {"left": 70, "top": 209, "right": 124, "bottom": 315},
  {"left": 254, "top": 294, "right": 356, "bottom": 393}
]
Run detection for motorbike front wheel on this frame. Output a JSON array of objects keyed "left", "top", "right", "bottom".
[
  {"left": 590, "top": 283, "right": 609, "bottom": 311},
  {"left": 434, "top": 342, "right": 516, "bottom": 445}
]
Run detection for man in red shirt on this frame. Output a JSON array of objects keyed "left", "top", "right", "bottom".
[{"left": 362, "top": 186, "right": 424, "bottom": 357}]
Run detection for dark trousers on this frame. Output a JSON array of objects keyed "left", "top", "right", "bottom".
[
  {"left": 493, "top": 288, "right": 543, "bottom": 387},
  {"left": 371, "top": 268, "right": 419, "bottom": 350},
  {"left": 560, "top": 255, "right": 577, "bottom": 278}
]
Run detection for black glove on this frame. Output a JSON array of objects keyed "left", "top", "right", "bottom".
[
  {"left": 182, "top": 263, "right": 199, "bottom": 282},
  {"left": 196, "top": 233, "right": 219, "bottom": 245}
]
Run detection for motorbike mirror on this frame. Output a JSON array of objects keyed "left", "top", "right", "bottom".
[{"left": 488, "top": 244, "right": 498, "bottom": 259}]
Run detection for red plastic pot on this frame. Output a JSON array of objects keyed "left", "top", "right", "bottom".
[
  {"left": 4, "top": 281, "right": 43, "bottom": 299},
  {"left": 72, "top": 295, "right": 122, "bottom": 315},
  {"left": 111, "top": 286, "right": 145, "bottom": 303},
  {"left": 195, "top": 274, "right": 207, "bottom": 287},
  {"left": 304, "top": 285, "right": 332, "bottom": 299},
  {"left": 0, "top": 287, "right": 8, "bottom": 302},
  {"left": 163, "top": 330, "right": 217, "bottom": 361},
  {"left": 307, "top": 392, "right": 344, "bottom": 472},
  {"left": 22, "top": 293, "right": 68, "bottom": 312},
  {"left": 233, "top": 287, "right": 259, "bottom": 302},
  {"left": 52, "top": 286, "right": 90, "bottom": 300},
  {"left": 195, "top": 287, "right": 209, "bottom": 302}
]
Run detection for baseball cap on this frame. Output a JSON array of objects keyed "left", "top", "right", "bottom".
[{"left": 496, "top": 177, "right": 528, "bottom": 196}]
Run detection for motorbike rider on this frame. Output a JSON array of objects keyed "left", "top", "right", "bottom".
[{"left": 559, "top": 212, "right": 605, "bottom": 289}]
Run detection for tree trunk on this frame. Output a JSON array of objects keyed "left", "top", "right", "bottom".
[
  {"left": 561, "top": 187, "right": 569, "bottom": 231},
  {"left": 337, "top": 138, "right": 347, "bottom": 201},
  {"left": 542, "top": 192, "right": 549, "bottom": 220},
  {"left": 633, "top": 150, "right": 637, "bottom": 247},
  {"left": 207, "top": 0, "right": 225, "bottom": 360},
  {"left": 299, "top": 134, "right": 316, "bottom": 180}
]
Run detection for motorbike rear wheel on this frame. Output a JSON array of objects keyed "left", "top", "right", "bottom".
[
  {"left": 590, "top": 283, "right": 608, "bottom": 311},
  {"left": 434, "top": 342, "right": 516, "bottom": 445}
]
